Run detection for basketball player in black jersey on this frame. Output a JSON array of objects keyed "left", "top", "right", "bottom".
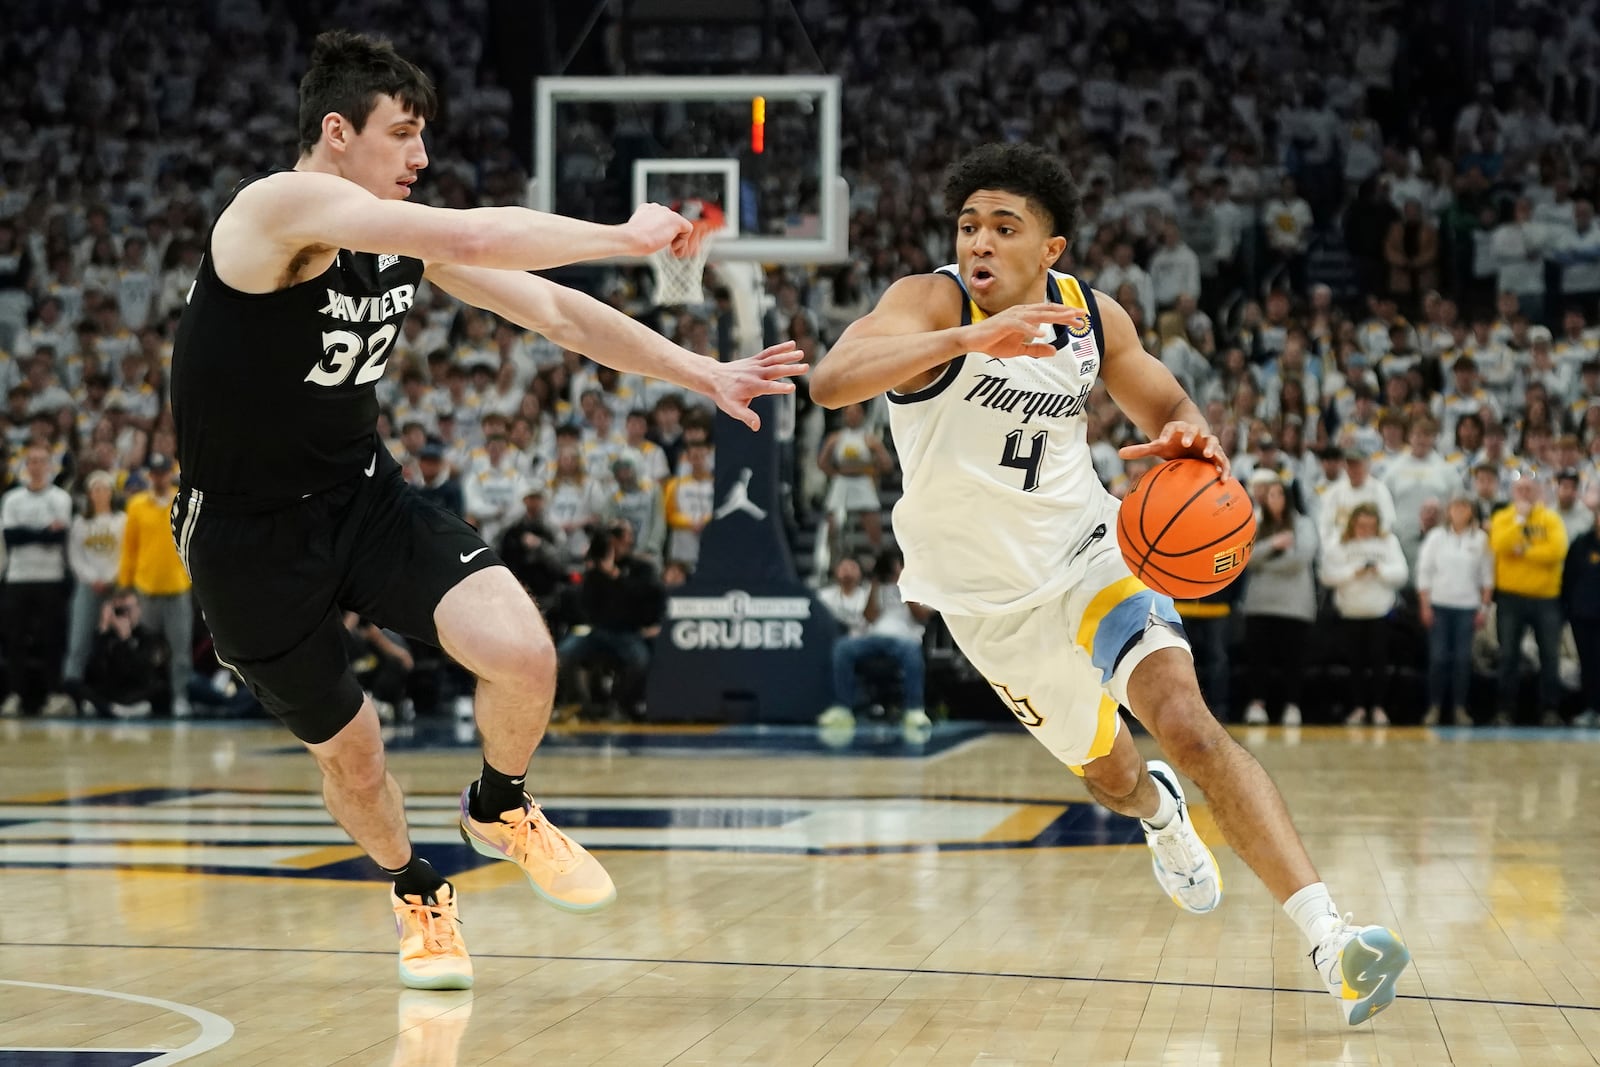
[{"left": 170, "top": 31, "right": 804, "bottom": 989}]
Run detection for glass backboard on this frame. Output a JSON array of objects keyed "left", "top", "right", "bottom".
[{"left": 531, "top": 76, "right": 848, "bottom": 264}]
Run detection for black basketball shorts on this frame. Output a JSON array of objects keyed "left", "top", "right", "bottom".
[{"left": 170, "top": 452, "right": 503, "bottom": 744}]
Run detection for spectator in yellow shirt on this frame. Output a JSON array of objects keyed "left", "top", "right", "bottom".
[
  {"left": 117, "top": 452, "right": 194, "bottom": 717},
  {"left": 663, "top": 440, "right": 715, "bottom": 568},
  {"left": 1488, "top": 477, "right": 1570, "bottom": 726}
]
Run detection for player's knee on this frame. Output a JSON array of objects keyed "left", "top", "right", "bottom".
[
  {"left": 314, "top": 741, "right": 388, "bottom": 795},
  {"left": 1149, "top": 695, "right": 1230, "bottom": 774},
  {"left": 475, "top": 623, "right": 556, "bottom": 689},
  {"left": 1088, "top": 757, "right": 1144, "bottom": 802}
]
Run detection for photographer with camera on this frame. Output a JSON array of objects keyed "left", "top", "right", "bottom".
[
  {"left": 84, "top": 589, "right": 164, "bottom": 719},
  {"left": 556, "top": 519, "right": 666, "bottom": 720}
]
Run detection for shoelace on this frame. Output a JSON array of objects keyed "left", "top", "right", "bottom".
[
  {"left": 508, "top": 803, "right": 579, "bottom": 871},
  {"left": 1150, "top": 814, "right": 1209, "bottom": 884},
  {"left": 397, "top": 896, "right": 461, "bottom": 955},
  {"left": 1310, "top": 913, "right": 1358, "bottom": 982}
]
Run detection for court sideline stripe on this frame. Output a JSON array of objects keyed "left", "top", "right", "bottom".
[
  {"left": 0, "top": 977, "right": 235, "bottom": 1064},
  {"left": 2, "top": 941, "right": 1588, "bottom": 1016}
]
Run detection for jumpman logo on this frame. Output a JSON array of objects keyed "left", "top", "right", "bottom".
[{"left": 713, "top": 468, "right": 767, "bottom": 521}]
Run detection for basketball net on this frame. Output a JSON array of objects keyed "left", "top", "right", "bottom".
[{"left": 648, "top": 199, "right": 723, "bottom": 306}]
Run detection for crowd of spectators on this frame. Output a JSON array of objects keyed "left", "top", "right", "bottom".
[{"left": 2, "top": 0, "right": 1600, "bottom": 726}]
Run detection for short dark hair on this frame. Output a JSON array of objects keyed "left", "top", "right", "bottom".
[
  {"left": 298, "top": 31, "right": 437, "bottom": 155},
  {"left": 942, "top": 144, "right": 1080, "bottom": 238}
]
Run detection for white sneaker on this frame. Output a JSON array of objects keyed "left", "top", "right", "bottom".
[
  {"left": 817, "top": 706, "right": 855, "bottom": 728},
  {"left": 452, "top": 695, "right": 474, "bottom": 723},
  {"left": 171, "top": 696, "right": 193, "bottom": 719},
  {"left": 1311, "top": 916, "right": 1412, "bottom": 1025},
  {"left": 1371, "top": 707, "right": 1390, "bottom": 727},
  {"left": 42, "top": 693, "right": 76, "bottom": 718},
  {"left": 110, "top": 700, "right": 153, "bottom": 720},
  {"left": 1282, "top": 704, "right": 1302, "bottom": 726},
  {"left": 900, "top": 708, "right": 932, "bottom": 741},
  {"left": 1142, "top": 761, "right": 1223, "bottom": 915},
  {"left": 1244, "top": 701, "right": 1269, "bottom": 725},
  {"left": 1344, "top": 707, "right": 1367, "bottom": 726},
  {"left": 0, "top": 694, "right": 19, "bottom": 718}
]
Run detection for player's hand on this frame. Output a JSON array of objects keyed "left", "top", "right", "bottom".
[
  {"left": 624, "top": 203, "right": 694, "bottom": 256},
  {"left": 705, "top": 341, "right": 808, "bottom": 431},
  {"left": 1118, "top": 421, "right": 1229, "bottom": 479},
  {"left": 959, "top": 302, "right": 1088, "bottom": 359}
]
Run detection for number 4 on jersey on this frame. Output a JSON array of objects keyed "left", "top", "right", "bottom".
[{"left": 999, "top": 429, "right": 1047, "bottom": 492}]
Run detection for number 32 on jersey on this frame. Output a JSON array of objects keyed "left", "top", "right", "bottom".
[{"left": 305, "top": 325, "right": 396, "bottom": 387}]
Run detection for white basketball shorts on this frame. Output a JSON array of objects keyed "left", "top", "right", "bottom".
[{"left": 942, "top": 503, "right": 1192, "bottom": 772}]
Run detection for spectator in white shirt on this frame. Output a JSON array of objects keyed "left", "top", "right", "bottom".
[
  {"left": 1555, "top": 469, "right": 1596, "bottom": 542},
  {"left": 1415, "top": 495, "right": 1493, "bottom": 726},
  {"left": 1, "top": 444, "right": 75, "bottom": 717},
  {"left": 62, "top": 470, "right": 126, "bottom": 708},
  {"left": 1095, "top": 241, "right": 1155, "bottom": 326},
  {"left": 1382, "top": 417, "right": 1466, "bottom": 568},
  {"left": 1533, "top": 175, "right": 1578, "bottom": 230},
  {"left": 1149, "top": 220, "right": 1202, "bottom": 310},
  {"left": 818, "top": 551, "right": 932, "bottom": 736},
  {"left": 1520, "top": 327, "right": 1573, "bottom": 399},
  {"left": 816, "top": 556, "right": 869, "bottom": 729},
  {"left": 1262, "top": 176, "right": 1314, "bottom": 256},
  {"left": 1439, "top": 357, "right": 1501, "bottom": 443},
  {"left": 1556, "top": 200, "right": 1600, "bottom": 313},
  {"left": 1491, "top": 198, "right": 1551, "bottom": 319},
  {"left": 1319, "top": 448, "right": 1399, "bottom": 545},
  {"left": 1320, "top": 503, "right": 1410, "bottom": 726}
]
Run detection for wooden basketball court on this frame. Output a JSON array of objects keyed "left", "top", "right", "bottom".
[{"left": 2, "top": 715, "right": 1597, "bottom": 1065}]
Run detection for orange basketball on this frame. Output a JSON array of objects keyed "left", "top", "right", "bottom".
[{"left": 1116, "top": 458, "right": 1256, "bottom": 599}]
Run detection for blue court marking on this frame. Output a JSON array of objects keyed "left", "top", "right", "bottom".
[
  {"left": 0, "top": 805, "right": 1145, "bottom": 882},
  {"left": 0, "top": 788, "right": 1144, "bottom": 880},
  {"left": 0, "top": 940, "right": 1585, "bottom": 1017}
]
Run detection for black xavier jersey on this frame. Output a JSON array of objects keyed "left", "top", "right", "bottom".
[{"left": 172, "top": 171, "right": 424, "bottom": 508}]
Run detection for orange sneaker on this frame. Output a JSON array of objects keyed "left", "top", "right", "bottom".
[
  {"left": 393, "top": 881, "right": 473, "bottom": 990},
  {"left": 458, "top": 788, "right": 616, "bottom": 913}
]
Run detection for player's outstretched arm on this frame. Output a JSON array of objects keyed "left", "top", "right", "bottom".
[
  {"left": 1098, "top": 294, "right": 1229, "bottom": 478},
  {"left": 236, "top": 171, "right": 696, "bottom": 270},
  {"left": 425, "top": 263, "right": 804, "bottom": 431},
  {"left": 810, "top": 275, "right": 1085, "bottom": 408}
]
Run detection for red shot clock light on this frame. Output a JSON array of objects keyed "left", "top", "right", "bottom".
[{"left": 751, "top": 96, "right": 765, "bottom": 154}]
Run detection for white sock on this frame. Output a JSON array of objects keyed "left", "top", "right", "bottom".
[
  {"left": 1284, "top": 882, "right": 1342, "bottom": 948},
  {"left": 1141, "top": 771, "right": 1179, "bottom": 829}
]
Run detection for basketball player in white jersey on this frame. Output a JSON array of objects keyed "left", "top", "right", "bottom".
[{"left": 811, "top": 144, "right": 1411, "bottom": 1025}]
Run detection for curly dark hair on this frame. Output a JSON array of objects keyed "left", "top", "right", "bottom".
[
  {"left": 298, "top": 30, "right": 438, "bottom": 154},
  {"left": 942, "top": 144, "right": 1081, "bottom": 238}
]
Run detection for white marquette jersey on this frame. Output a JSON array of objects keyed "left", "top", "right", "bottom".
[{"left": 888, "top": 266, "right": 1111, "bottom": 616}]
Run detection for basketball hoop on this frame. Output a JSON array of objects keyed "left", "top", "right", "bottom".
[{"left": 648, "top": 199, "right": 724, "bottom": 307}]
